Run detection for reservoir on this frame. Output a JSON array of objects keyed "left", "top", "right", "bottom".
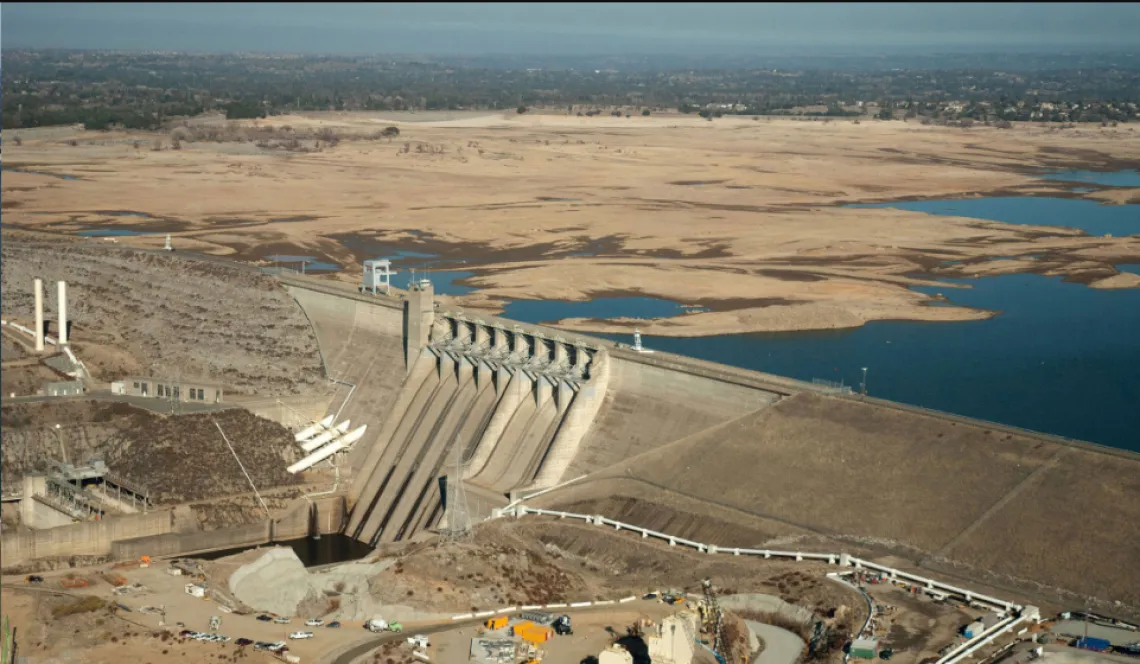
[{"left": 505, "top": 183, "right": 1140, "bottom": 452}]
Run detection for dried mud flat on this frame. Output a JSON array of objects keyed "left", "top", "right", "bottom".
[
  {"left": 4, "top": 113, "right": 1139, "bottom": 336},
  {"left": 0, "top": 237, "right": 325, "bottom": 395}
]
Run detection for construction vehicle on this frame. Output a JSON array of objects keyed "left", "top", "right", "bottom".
[
  {"left": 553, "top": 615, "right": 572, "bottom": 636},
  {"left": 389, "top": 622, "right": 404, "bottom": 633},
  {"left": 365, "top": 617, "right": 388, "bottom": 633}
]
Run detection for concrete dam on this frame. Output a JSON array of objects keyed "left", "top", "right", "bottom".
[
  {"left": 283, "top": 274, "right": 1140, "bottom": 615},
  {"left": 284, "top": 276, "right": 781, "bottom": 546}
]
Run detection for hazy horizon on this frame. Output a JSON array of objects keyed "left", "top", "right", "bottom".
[{"left": 3, "top": 2, "right": 1138, "bottom": 56}]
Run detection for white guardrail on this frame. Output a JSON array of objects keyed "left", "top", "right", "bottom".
[{"left": 493, "top": 505, "right": 1041, "bottom": 664}]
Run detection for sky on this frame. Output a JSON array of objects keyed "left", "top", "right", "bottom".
[{"left": 2, "top": 3, "right": 1138, "bottom": 56}]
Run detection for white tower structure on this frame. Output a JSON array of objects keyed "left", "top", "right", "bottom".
[
  {"left": 632, "top": 328, "right": 643, "bottom": 352},
  {"left": 164, "top": 234, "right": 173, "bottom": 251},
  {"left": 362, "top": 259, "right": 392, "bottom": 295},
  {"left": 57, "top": 281, "right": 68, "bottom": 346},
  {"left": 34, "top": 278, "right": 45, "bottom": 352}
]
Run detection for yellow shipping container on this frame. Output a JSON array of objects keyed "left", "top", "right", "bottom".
[
  {"left": 485, "top": 616, "right": 508, "bottom": 630},
  {"left": 516, "top": 624, "right": 553, "bottom": 644}
]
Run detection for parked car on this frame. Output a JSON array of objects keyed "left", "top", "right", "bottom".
[
  {"left": 289, "top": 632, "right": 314, "bottom": 640},
  {"left": 235, "top": 638, "right": 253, "bottom": 647},
  {"left": 305, "top": 618, "right": 324, "bottom": 627},
  {"left": 26, "top": 575, "right": 44, "bottom": 584},
  {"left": 274, "top": 617, "right": 291, "bottom": 624},
  {"left": 256, "top": 615, "right": 273, "bottom": 622},
  {"left": 326, "top": 621, "right": 341, "bottom": 628}
]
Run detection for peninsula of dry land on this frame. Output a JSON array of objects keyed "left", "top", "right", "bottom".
[{"left": 4, "top": 112, "right": 1138, "bottom": 336}]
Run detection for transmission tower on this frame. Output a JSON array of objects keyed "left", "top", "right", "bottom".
[{"left": 441, "top": 434, "right": 471, "bottom": 541}]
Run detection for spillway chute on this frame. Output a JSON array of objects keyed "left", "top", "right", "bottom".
[
  {"left": 287, "top": 440, "right": 348, "bottom": 474},
  {"left": 294, "top": 414, "right": 335, "bottom": 442}
]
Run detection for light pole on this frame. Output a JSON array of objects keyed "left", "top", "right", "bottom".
[{"left": 860, "top": 367, "right": 869, "bottom": 397}]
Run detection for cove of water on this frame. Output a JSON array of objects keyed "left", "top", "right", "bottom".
[
  {"left": 849, "top": 197, "right": 1139, "bottom": 238},
  {"left": 504, "top": 296, "right": 689, "bottom": 323},
  {"left": 411, "top": 270, "right": 476, "bottom": 296},
  {"left": 1037, "top": 169, "right": 1140, "bottom": 188}
]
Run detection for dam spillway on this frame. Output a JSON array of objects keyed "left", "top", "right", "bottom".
[
  {"left": 286, "top": 275, "right": 781, "bottom": 546},
  {"left": 341, "top": 281, "right": 609, "bottom": 545}
]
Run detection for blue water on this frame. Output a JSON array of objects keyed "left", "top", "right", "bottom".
[
  {"left": 412, "top": 270, "right": 477, "bottom": 296},
  {"left": 1038, "top": 169, "right": 1140, "bottom": 187},
  {"left": 603, "top": 272, "right": 1139, "bottom": 450},
  {"left": 503, "top": 296, "right": 688, "bottom": 324},
  {"left": 388, "top": 250, "right": 439, "bottom": 260},
  {"left": 849, "top": 197, "right": 1139, "bottom": 237},
  {"left": 1119, "top": 264, "right": 1140, "bottom": 276}
]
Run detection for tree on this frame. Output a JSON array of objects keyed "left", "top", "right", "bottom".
[
  {"left": 877, "top": 107, "right": 893, "bottom": 121},
  {"left": 642, "top": 109, "right": 650, "bottom": 116},
  {"left": 381, "top": 126, "right": 400, "bottom": 139},
  {"left": 517, "top": 105, "right": 528, "bottom": 114}
]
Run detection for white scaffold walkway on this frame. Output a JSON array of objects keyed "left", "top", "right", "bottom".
[{"left": 494, "top": 504, "right": 1041, "bottom": 664}]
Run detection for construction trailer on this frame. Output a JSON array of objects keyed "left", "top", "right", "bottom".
[{"left": 850, "top": 637, "right": 879, "bottom": 659}]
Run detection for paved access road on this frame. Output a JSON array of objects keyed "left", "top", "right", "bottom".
[
  {"left": 745, "top": 620, "right": 806, "bottom": 664},
  {"left": 321, "top": 600, "right": 666, "bottom": 664}
]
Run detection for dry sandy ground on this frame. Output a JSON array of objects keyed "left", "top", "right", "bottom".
[
  {"left": 4, "top": 112, "right": 1139, "bottom": 335},
  {"left": 0, "top": 237, "right": 325, "bottom": 394}
]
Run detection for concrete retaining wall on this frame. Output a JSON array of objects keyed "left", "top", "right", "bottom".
[
  {"left": 2, "top": 495, "right": 347, "bottom": 567},
  {"left": 111, "top": 521, "right": 269, "bottom": 560},
  {"left": 1, "top": 510, "right": 172, "bottom": 568}
]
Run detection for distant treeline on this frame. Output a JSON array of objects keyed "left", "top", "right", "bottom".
[{"left": 3, "top": 50, "right": 1139, "bottom": 131}]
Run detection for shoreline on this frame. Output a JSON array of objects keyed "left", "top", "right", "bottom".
[{"left": 3, "top": 117, "right": 1138, "bottom": 337}]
